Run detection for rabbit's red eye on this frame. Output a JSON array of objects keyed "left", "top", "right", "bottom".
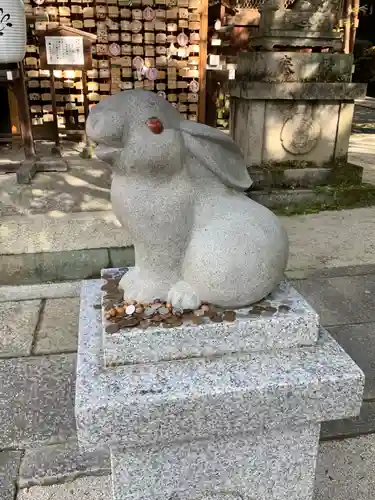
[{"left": 146, "top": 117, "right": 164, "bottom": 134}]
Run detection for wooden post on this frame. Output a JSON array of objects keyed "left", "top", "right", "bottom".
[
  {"left": 349, "top": 0, "right": 360, "bottom": 53},
  {"left": 82, "top": 69, "right": 89, "bottom": 121},
  {"left": 50, "top": 71, "right": 62, "bottom": 156},
  {"left": 13, "top": 62, "right": 36, "bottom": 158},
  {"left": 80, "top": 68, "right": 92, "bottom": 158},
  {"left": 342, "top": 0, "right": 351, "bottom": 53},
  {"left": 198, "top": 0, "right": 209, "bottom": 124}
]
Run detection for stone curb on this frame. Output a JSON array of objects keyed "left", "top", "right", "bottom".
[
  {"left": 1, "top": 245, "right": 374, "bottom": 286},
  {"left": 0, "top": 247, "right": 135, "bottom": 286},
  {"left": 0, "top": 281, "right": 83, "bottom": 302},
  {"left": 0, "top": 211, "right": 129, "bottom": 255},
  {"left": 18, "top": 439, "right": 110, "bottom": 489}
]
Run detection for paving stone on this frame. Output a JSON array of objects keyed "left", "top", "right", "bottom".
[
  {"left": 321, "top": 401, "right": 375, "bottom": 440},
  {"left": 327, "top": 322, "right": 375, "bottom": 399},
  {"left": 19, "top": 440, "right": 110, "bottom": 488},
  {"left": 17, "top": 475, "right": 111, "bottom": 500},
  {"left": 0, "top": 353, "right": 76, "bottom": 449},
  {"left": 315, "top": 434, "right": 375, "bottom": 500},
  {"left": 0, "top": 282, "right": 82, "bottom": 303},
  {"left": 0, "top": 451, "right": 23, "bottom": 500},
  {"left": 292, "top": 274, "right": 375, "bottom": 326},
  {"left": 34, "top": 298, "right": 80, "bottom": 354},
  {"left": 0, "top": 300, "right": 41, "bottom": 358},
  {"left": 0, "top": 249, "right": 109, "bottom": 286}
]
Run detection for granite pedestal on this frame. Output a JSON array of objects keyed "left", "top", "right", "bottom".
[{"left": 76, "top": 273, "right": 364, "bottom": 500}]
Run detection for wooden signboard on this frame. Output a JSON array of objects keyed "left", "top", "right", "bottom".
[
  {"left": 38, "top": 26, "right": 97, "bottom": 156},
  {"left": 39, "top": 26, "right": 96, "bottom": 71}
]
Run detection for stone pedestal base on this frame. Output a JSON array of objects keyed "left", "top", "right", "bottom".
[
  {"left": 229, "top": 51, "right": 367, "bottom": 190},
  {"left": 76, "top": 277, "right": 364, "bottom": 500},
  {"left": 230, "top": 83, "right": 365, "bottom": 171},
  {"left": 111, "top": 423, "right": 320, "bottom": 500}
]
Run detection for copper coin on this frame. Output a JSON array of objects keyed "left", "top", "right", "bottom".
[
  {"left": 207, "top": 310, "right": 218, "bottom": 319},
  {"left": 278, "top": 305, "right": 291, "bottom": 313},
  {"left": 257, "top": 300, "right": 271, "bottom": 307},
  {"left": 249, "top": 309, "right": 261, "bottom": 316},
  {"left": 101, "top": 283, "right": 117, "bottom": 291},
  {"left": 106, "top": 277, "right": 120, "bottom": 284},
  {"left": 117, "top": 317, "right": 141, "bottom": 328},
  {"left": 159, "top": 313, "right": 172, "bottom": 322},
  {"left": 192, "top": 316, "right": 202, "bottom": 325},
  {"left": 251, "top": 303, "right": 266, "bottom": 310},
  {"left": 104, "top": 291, "right": 122, "bottom": 298},
  {"left": 158, "top": 307, "right": 170, "bottom": 315},
  {"left": 210, "top": 313, "right": 223, "bottom": 323},
  {"left": 223, "top": 311, "right": 236, "bottom": 322},
  {"left": 150, "top": 304, "right": 162, "bottom": 312},
  {"left": 110, "top": 316, "right": 126, "bottom": 323},
  {"left": 194, "top": 309, "right": 205, "bottom": 317},
  {"left": 106, "top": 323, "right": 120, "bottom": 334},
  {"left": 261, "top": 311, "right": 274, "bottom": 317},
  {"left": 144, "top": 308, "right": 155, "bottom": 318},
  {"left": 264, "top": 306, "right": 277, "bottom": 314},
  {"left": 165, "top": 316, "right": 183, "bottom": 327}
]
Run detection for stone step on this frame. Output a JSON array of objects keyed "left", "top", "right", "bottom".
[
  {"left": 251, "top": 184, "right": 375, "bottom": 212},
  {"left": 249, "top": 163, "right": 363, "bottom": 189},
  {"left": 2, "top": 206, "right": 375, "bottom": 285},
  {"left": 0, "top": 211, "right": 135, "bottom": 286}
]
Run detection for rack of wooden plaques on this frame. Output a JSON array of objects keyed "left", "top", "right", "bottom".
[{"left": 23, "top": 0, "right": 206, "bottom": 135}]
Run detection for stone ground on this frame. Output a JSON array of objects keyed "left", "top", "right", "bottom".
[{"left": 2, "top": 104, "right": 375, "bottom": 498}]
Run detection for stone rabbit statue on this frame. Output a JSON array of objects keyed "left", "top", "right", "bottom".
[{"left": 86, "top": 90, "right": 289, "bottom": 310}]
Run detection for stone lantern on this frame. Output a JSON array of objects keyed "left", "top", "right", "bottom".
[
  {"left": 0, "top": 0, "right": 26, "bottom": 64},
  {"left": 229, "top": 0, "right": 367, "bottom": 192}
]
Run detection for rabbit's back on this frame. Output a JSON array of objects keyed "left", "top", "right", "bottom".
[{"left": 182, "top": 191, "right": 289, "bottom": 308}]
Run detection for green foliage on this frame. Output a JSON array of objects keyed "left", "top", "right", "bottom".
[{"left": 273, "top": 183, "right": 375, "bottom": 216}]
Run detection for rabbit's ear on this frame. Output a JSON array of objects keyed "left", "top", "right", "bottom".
[{"left": 180, "top": 120, "right": 252, "bottom": 190}]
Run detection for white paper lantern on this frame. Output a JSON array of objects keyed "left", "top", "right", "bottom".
[{"left": 0, "top": 0, "right": 26, "bottom": 64}]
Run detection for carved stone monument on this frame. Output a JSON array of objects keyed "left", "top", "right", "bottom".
[
  {"left": 76, "top": 90, "right": 364, "bottom": 500},
  {"left": 230, "top": 0, "right": 367, "bottom": 190}
]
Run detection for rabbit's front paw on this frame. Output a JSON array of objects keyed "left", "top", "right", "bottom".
[
  {"left": 168, "top": 281, "right": 200, "bottom": 310},
  {"left": 119, "top": 268, "right": 169, "bottom": 303}
]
